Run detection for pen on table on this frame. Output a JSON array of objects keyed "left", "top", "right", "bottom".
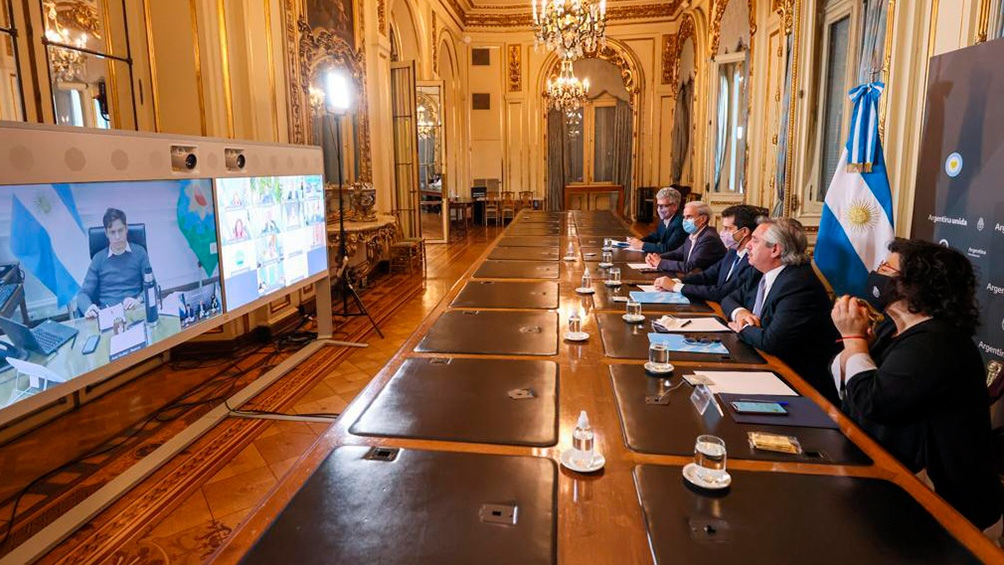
[{"left": 679, "top": 320, "right": 692, "bottom": 328}]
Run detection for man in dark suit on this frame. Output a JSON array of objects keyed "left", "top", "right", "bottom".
[
  {"left": 627, "top": 186, "right": 686, "bottom": 253},
  {"left": 654, "top": 204, "right": 764, "bottom": 302},
  {"left": 645, "top": 201, "right": 725, "bottom": 275},
  {"left": 721, "top": 217, "right": 841, "bottom": 404}
]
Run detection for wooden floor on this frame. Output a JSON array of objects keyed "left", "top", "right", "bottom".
[{"left": 0, "top": 222, "right": 517, "bottom": 564}]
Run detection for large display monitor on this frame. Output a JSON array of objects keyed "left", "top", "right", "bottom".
[
  {"left": 0, "top": 178, "right": 222, "bottom": 410},
  {"left": 215, "top": 175, "right": 327, "bottom": 312}
]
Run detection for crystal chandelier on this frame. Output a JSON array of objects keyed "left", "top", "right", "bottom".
[
  {"left": 545, "top": 60, "right": 590, "bottom": 113},
  {"left": 532, "top": 0, "right": 607, "bottom": 60},
  {"left": 416, "top": 102, "right": 437, "bottom": 139},
  {"left": 44, "top": 0, "right": 90, "bottom": 82}
]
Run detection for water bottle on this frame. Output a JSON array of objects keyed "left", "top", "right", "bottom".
[
  {"left": 572, "top": 410, "right": 595, "bottom": 468},
  {"left": 144, "top": 267, "right": 159, "bottom": 326}
]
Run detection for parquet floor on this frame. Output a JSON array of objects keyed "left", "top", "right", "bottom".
[{"left": 0, "top": 223, "right": 507, "bottom": 564}]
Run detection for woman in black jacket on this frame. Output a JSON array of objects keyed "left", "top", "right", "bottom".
[{"left": 831, "top": 238, "right": 1002, "bottom": 536}]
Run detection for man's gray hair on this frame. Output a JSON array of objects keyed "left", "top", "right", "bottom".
[
  {"left": 655, "top": 186, "right": 682, "bottom": 205},
  {"left": 758, "top": 217, "right": 809, "bottom": 266},
  {"left": 685, "top": 200, "right": 712, "bottom": 220}
]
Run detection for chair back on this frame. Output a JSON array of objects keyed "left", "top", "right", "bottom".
[{"left": 88, "top": 224, "right": 147, "bottom": 258}]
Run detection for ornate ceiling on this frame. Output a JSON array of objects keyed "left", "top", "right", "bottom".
[{"left": 446, "top": 0, "right": 685, "bottom": 28}]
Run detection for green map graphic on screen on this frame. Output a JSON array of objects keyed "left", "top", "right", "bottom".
[{"left": 177, "top": 179, "right": 219, "bottom": 277}]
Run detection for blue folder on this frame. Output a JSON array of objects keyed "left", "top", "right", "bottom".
[
  {"left": 647, "top": 333, "right": 728, "bottom": 355},
  {"left": 629, "top": 291, "right": 690, "bottom": 305}
]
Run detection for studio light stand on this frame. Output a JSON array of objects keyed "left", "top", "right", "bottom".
[{"left": 327, "top": 71, "right": 383, "bottom": 338}]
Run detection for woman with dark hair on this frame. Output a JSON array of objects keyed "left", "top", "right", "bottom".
[{"left": 831, "top": 238, "right": 1002, "bottom": 537}]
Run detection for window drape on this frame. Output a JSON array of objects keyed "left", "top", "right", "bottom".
[
  {"left": 773, "top": 34, "right": 794, "bottom": 217},
  {"left": 546, "top": 109, "right": 568, "bottom": 211},
  {"left": 713, "top": 73, "right": 729, "bottom": 192},
  {"left": 670, "top": 79, "right": 692, "bottom": 184},
  {"left": 612, "top": 99, "right": 633, "bottom": 216},
  {"left": 856, "top": 0, "right": 888, "bottom": 84}
]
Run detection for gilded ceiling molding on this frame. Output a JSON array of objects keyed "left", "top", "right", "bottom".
[
  {"left": 378, "top": 0, "right": 387, "bottom": 35},
  {"left": 543, "top": 38, "right": 642, "bottom": 105},
  {"left": 292, "top": 15, "right": 373, "bottom": 181},
  {"left": 661, "top": 34, "right": 677, "bottom": 85},
  {"left": 51, "top": 0, "right": 103, "bottom": 38},
  {"left": 464, "top": 1, "right": 684, "bottom": 29},
  {"left": 670, "top": 12, "right": 696, "bottom": 96},
  {"left": 710, "top": 0, "right": 756, "bottom": 57},
  {"left": 772, "top": 0, "right": 794, "bottom": 35},
  {"left": 508, "top": 44, "right": 522, "bottom": 92}
]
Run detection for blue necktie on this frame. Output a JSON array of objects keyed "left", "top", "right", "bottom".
[
  {"left": 725, "top": 253, "right": 741, "bottom": 281},
  {"left": 752, "top": 277, "right": 767, "bottom": 317}
]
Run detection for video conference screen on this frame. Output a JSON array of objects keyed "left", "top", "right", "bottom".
[
  {"left": 0, "top": 179, "right": 222, "bottom": 409},
  {"left": 215, "top": 175, "right": 327, "bottom": 312}
]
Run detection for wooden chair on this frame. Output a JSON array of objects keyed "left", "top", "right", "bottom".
[
  {"left": 484, "top": 192, "right": 501, "bottom": 226},
  {"left": 518, "top": 191, "right": 534, "bottom": 211},
  {"left": 389, "top": 210, "right": 426, "bottom": 276},
  {"left": 501, "top": 191, "right": 516, "bottom": 223}
]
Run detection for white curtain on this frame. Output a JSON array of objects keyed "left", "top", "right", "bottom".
[
  {"left": 773, "top": 35, "right": 794, "bottom": 217},
  {"left": 994, "top": 0, "right": 1004, "bottom": 40},
  {"left": 713, "top": 73, "right": 729, "bottom": 192},
  {"left": 857, "top": 0, "right": 888, "bottom": 84}
]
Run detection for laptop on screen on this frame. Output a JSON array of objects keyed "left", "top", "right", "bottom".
[{"left": 0, "top": 315, "right": 79, "bottom": 356}]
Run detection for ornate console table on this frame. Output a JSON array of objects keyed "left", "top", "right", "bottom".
[{"left": 327, "top": 213, "right": 397, "bottom": 287}]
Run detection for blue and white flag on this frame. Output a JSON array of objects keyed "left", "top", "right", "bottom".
[
  {"left": 9, "top": 184, "right": 90, "bottom": 308},
  {"left": 815, "top": 82, "right": 895, "bottom": 297}
]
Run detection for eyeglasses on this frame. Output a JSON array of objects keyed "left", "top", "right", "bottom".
[
  {"left": 683, "top": 337, "right": 722, "bottom": 345},
  {"left": 878, "top": 259, "right": 901, "bottom": 274}
]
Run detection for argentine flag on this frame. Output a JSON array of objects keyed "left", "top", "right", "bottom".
[
  {"left": 9, "top": 184, "right": 90, "bottom": 308},
  {"left": 815, "top": 82, "right": 895, "bottom": 297}
]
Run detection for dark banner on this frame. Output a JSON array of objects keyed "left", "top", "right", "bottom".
[{"left": 913, "top": 38, "right": 1004, "bottom": 379}]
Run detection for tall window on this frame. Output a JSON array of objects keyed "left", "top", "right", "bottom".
[
  {"left": 806, "top": 0, "right": 859, "bottom": 210},
  {"left": 42, "top": 0, "right": 135, "bottom": 129},
  {"left": 564, "top": 96, "right": 619, "bottom": 184},
  {"left": 0, "top": 0, "right": 24, "bottom": 120}
]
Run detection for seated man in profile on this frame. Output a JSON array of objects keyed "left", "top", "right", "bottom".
[
  {"left": 654, "top": 204, "right": 763, "bottom": 302},
  {"left": 720, "top": 217, "right": 841, "bottom": 404},
  {"left": 77, "top": 208, "right": 153, "bottom": 318},
  {"left": 627, "top": 186, "right": 687, "bottom": 253},
  {"left": 645, "top": 201, "right": 725, "bottom": 275}
]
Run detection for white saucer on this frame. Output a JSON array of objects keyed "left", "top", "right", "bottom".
[
  {"left": 560, "top": 449, "right": 606, "bottom": 473},
  {"left": 575, "top": 287, "right": 596, "bottom": 294},
  {"left": 622, "top": 314, "right": 646, "bottom": 323},
  {"left": 604, "top": 280, "right": 623, "bottom": 287},
  {"left": 682, "top": 462, "right": 731, "bottom": 489},
  {"left": 598, "top": 262, "right": 613, "bottom": 269},
  {"left": 564, "top": 331, "right": 590, "bottom": 342},
  {"left": 601, "top": 246, "right": 614, "bottom": 252},
  {"left": 644, "top": 361, "right": 675, "bottom": 374},
  {"left": 563, "top": 255, "right": 577, "bottom": 261}
]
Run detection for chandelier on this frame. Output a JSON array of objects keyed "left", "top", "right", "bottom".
[
  {"left": 43, "top": 0, "right": 92, "bottom": 82},
  {"left": 532, "top": 0, "right": 607, "bottom": 60},
  {"left": 545, "top": 60, "right": 590, "bottom": 113},
  {"left": 416, "top": 101, "right": 438, "bottom": 139}
]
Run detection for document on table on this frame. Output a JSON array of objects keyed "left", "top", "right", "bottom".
[
  {"left": 97, "top": 304, "right": 125, "bottom": 332},
  {"left": 653, "top": 316, "right": 730, "bottom": 332},
  {"left": 636, "top": 285, "right": 659, "bottom": 292},
  {"left": 109, "top": 323, "right": 147, "bottom": 361},
  {"left": 627, "top": 263, "right": 658, "bottom": 272},
  {"left": 691, "top": 370, "right": 798, "bottom": 396}
]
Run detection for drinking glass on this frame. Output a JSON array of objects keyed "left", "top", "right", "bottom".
[
  {"left": 694, "top": 435, "right": 728, "bottom": 484},
  {"left": 648, "top": 342, "right": 670, "bottom": 370},
  {"left": 581, "top": 269, "right": 592, "bottom": 289},
  {"left": 568, "top": 312, "right": 582, "bottom": 335},
  {"left": 608, "top": 267, "right": 622, "bottom": 285},
  {"left": 602, "top": 250, "right": 613, "bottom": 265},
  {"left": 626, "top": 300, "right": 642, "bottom": 319},
  {"left": 566, "top": 242, "right": 575, "bottom": 257}
]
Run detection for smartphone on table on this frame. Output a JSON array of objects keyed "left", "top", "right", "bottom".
[{"left": 730, "top": 401, "right": 788, "bottom": 415}]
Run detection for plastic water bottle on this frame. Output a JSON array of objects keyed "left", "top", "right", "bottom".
[
  {"left": 572, "top": 410, "right": 595, "bottom": 468},
  {"left": 144, "top": 267, "right": 159, "bottom": 326}
]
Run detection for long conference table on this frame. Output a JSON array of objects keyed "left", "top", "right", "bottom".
[{"left": 219, "top": 211, "right": 1000, "bottom": 564}]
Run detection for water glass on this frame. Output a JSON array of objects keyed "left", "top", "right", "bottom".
[
  {"left": 648, "top": 342, "right": 670, "bottom": 370},
  {"left": 602, "top": 250, "right": 613, "bottom": 264},
  {"left": 693, "top": 435, "right": 728, "bottom": 484},
  {"left": 581, "top": 269, "right": 592, "bottom": 288},
  {"left": 603, "top": 238, "right": 613, "bottom": 249},
  {"left": 626, "top": 300, "right": 642, "bottom": 319},
  {"left": 566, "top": 242, "right": 575, "bottom": 257},
  {"left": 608, "top": 267, "right": 622, "bottom": 285},
  {"left": 568, "top": 312, "right": 582, "bottom": 334}
]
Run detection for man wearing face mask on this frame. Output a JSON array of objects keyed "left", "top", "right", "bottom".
[
  {"left": 627, "top": 186, "right": 687, "bottom": 253},
  {"left": 831, "top": 239, "right": 1002, "bottom": 538},
  {"left": 653, "top": 205, "right": 763, "bottom": 302},
  {"left": 644, "top": 201, "right": 725, "bottom": 275}
]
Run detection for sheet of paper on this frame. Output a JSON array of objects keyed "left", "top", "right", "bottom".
[
  {"left": 627, "top": 263, "right": 658, "bottom": 271},
  {"left": 97, "top": 304, "right": 124, "bottom": 332},
  {"left": 654, "top": 316, "right": 731, "bottom": 332},
  {"left": 636, "top": 285, "right": 659, "bottom": 292},
  {"left": 692, "top": 370, "right": 798, "bottom": 396},
  {"left": 6, "top": 357, "right": 67, "bottom": 384},
  {"left": 109, "top": 323, "right": 147, "bottom": 360}
]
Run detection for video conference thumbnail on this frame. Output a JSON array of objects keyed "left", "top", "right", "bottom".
[
  {"left": 216, "top": 175, "right": 327, "bottom": 312},
  {"left": 0, "top": 179, "right": 223, "bottom": 409}
]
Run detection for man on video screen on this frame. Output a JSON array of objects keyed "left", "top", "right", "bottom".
[{"left": 77, "top": 208, "right": 153, "bottom": 318}]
